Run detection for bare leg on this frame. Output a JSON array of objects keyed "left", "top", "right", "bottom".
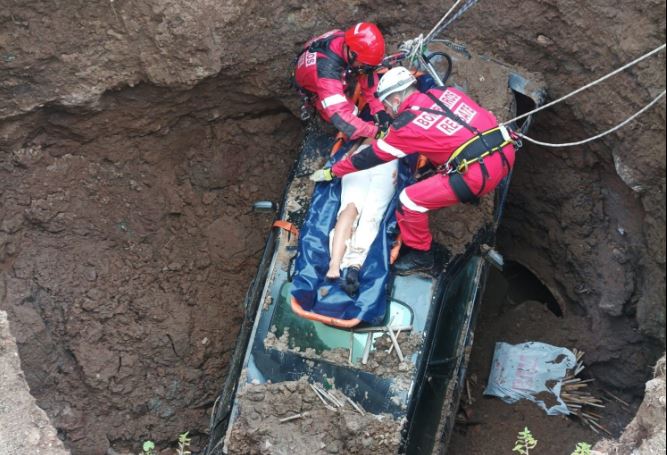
[{"left": 326, "top": 203, "right": 359, "bottom": 279}]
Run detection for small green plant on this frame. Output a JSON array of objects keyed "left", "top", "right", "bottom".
[
  {"left": 177, "top": 432, "right": 192, "bottom": 455},
  {"left": 513, "top": 427, "right": 538, "bottom": 455},
  {"left": 142, "top": 440, "right": 156, "bottom": 455},
  {"left": 571, "top": 442, "right": 592, "bottom": 455}
]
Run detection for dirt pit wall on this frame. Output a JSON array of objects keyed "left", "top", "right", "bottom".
[
  {"left": 450, "top": 0, "right": 666, "bottom": 390},
  {"left": 1, "top": 0, "right": 665, "bottom": 453},
  {"left": 0, "top": 78, "right": 302, "bottom": 453},
  {"left": 594, "top": 356, "right": 666, "bottom": 454}
]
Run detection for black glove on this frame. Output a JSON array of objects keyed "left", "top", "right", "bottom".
[{"left": 374, "top": 111, "right": 392, "bottom": 133}]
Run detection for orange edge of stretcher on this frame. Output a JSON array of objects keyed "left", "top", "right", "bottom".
[{"left": 290, "top": 296, "right": 362, "bottom": 328}]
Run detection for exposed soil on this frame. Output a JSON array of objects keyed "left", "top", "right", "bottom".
[
  {"left": 594, "top": 356, "right": 666, "bottom": 455},
  {"left": 0, "top": 311, "right": 69, "bottom": 455},
  {"left": 0, "top": 0, "right": 665, "bottom": 453},
  {"left": 227, "top": 377, "right": 402, "bottom": 455},
  {"left": 0, "top": 81, "right": 302, "bottom": 454},
  {"left": 265, "top": 327, "right": 423, "bottom": 391},
  {"left": 448, "top": 267, "right": 641, "bottom": 455}
]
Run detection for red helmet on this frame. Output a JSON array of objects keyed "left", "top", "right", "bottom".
[{"left": 344, "top": 22, "right": 385, "bottom": 66}]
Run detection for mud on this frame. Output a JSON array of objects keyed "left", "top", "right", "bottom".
[
  {"left": 227, "top": 377, "right": 402, "bottom": 455},
  {"left": 264, "top": 326, "right": 423, "bottom": 391},
  {"left": 0, "top": 81, "right": 302, "bottom": 453},
  {"left": 0, "top": 0, "right": 665, "bottom": 452},
  {"left": 449, "top": 270, "right": 640, "bottom": 455}
]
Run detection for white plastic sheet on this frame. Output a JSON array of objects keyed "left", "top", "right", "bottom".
[{"left": 484, "top": 341, "right": 577, "bottom": 415}]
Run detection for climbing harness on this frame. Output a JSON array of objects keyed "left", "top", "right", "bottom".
[
  {"left": 294, "top": 32, "right": 346, "bottom": 69},
  {"left": 292, "top": 32, "right": 347, "bottom": 121},
  {"left": 414, "top": 91, "right": 516, "bottom": 203},
  {"left": 446, "top": 126, "right": 514, "bottom": 174},
  {"left": 293, "top": 31, "right": 380, "bottom": 122}
]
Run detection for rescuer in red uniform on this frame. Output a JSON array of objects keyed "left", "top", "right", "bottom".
[
  {"left": 294, "top": 22, "right": 391, "bottom": 140},
  {"left": 310, "top": 67, "right": 517, "bottom": 274}
]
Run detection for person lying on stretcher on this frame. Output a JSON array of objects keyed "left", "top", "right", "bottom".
[{"left": 323, "top": 139, "right": 398, "bottom": 296}]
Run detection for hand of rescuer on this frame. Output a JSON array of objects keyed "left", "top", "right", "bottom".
[
  {"left": 374, "top": 110, "right": 392, "bottom": 133},
  {"left": 309, "top": 167, "right": 335, "bottom": 182}
]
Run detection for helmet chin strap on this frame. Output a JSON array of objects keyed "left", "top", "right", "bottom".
[
  {"left": 344, "top": 45, "right": 357, "bottom": 66},
  {"left": 389, "top": 93, "right": 403, "bottom": 115},
  {"left": 391, "top": 101, "right": 400, "bottom": 115}
]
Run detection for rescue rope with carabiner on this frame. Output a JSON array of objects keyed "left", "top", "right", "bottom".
[{"left": 400, "top": 0, "right": 479, "bottom": 67}]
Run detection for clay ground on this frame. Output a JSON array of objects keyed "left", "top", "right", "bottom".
[
  {"left": 0, "top": 82, "right": 303, "bottom": 453},
  {"left": 449, "top": 268, "right": 639, "bottom": 455},
  {"left": 0, "top": 0, "right": 665, "bottom": 453}
]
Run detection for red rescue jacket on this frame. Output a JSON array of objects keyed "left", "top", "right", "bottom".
[
  {"left": 294, "top": 30, "right": 384, "bottom": 140},
  {"left": 332, "top": 87, "right": 515, "bottom": 176}
]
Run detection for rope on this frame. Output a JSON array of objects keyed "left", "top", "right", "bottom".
[
  {"left": 423, "top": 0, "right": 464, "bottom": 43},
  {"left": 502, "top": 43, "right": 666, "bottom": 126},
  {"left": 437, "top": 0, "right": 480, "bottom": 35},
  {"left": 398, "top": 7, "right": 665, "bottom": 150},
  {"left": 516, "top": 89, "right": 665, "bottom": 147},
  {"left": 400, "top": 34, "right": 425, "bottom": 67},
  {"left": 401, "top": 0, "right": 474, "bottom": 67}
]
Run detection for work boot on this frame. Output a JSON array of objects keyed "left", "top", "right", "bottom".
[
  {"left": 342, "top": 266, "right": 360, "bottom": 296},
  {"left": 392, "top": 247, "right": 434, "bottom": 276}
]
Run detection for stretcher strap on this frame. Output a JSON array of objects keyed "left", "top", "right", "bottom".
[{"left": 273, "top": 220, "right": 299, "bottom": 237}]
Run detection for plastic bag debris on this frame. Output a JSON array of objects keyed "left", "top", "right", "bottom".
[{"left": 484, "top": 341, "right": 577, "bottom": 415}]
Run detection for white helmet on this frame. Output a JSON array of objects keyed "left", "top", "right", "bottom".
[{"left": 376, "top": 67, "right": 417, "bottom": 102}]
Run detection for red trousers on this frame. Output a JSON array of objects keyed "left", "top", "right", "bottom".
[{"left": 396, "top": 146, "right": 516, "bottom": 251}]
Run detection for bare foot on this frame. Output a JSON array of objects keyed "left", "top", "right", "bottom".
[{"left": 326, "top": 264, "right": 340, "bottom": 280}]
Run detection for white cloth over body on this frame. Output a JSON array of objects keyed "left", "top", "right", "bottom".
[{"left": 330, "top": 144, "right": 398, "bottom": 270}]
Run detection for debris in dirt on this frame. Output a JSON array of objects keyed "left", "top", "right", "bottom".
[
  {"left": 450, "top": 281, "right": 641, "bottom": 454},
  {"left": 227, "top": 377, "right": 402, "bottom": 455},
  {"left": 561, "top": 349, "right": 610, "bottom": 435},
  {"left": 482, "top": 342, "right": 612, "bottom": 435},
  {"left": 601, "top": 390, "right": 630, "bottom": 409},
  {"left": 264, "top": 326, "right": 423, "bottom": 390},
  {"left": 387, "top": 329, "right": 404, "bottom": 362},
  {"left": 279, "top": 412, "right": 309, "bottom": 423}
]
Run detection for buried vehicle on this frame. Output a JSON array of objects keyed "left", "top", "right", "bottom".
[{"left": 204, "top": 44, "right": 546, "bottom": 455}]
